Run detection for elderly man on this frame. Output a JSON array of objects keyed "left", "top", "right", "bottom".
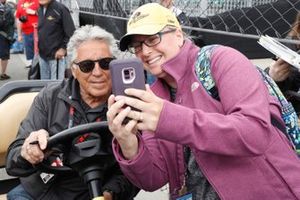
[{"left": 6, "top": 25, "right": 139, "bottom": 200}]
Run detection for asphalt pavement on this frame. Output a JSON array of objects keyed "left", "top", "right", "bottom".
[{"left": 0, "top": 53, "right": 28, "bottom": 87}]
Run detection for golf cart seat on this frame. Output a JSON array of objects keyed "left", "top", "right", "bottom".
[{"left": 0, "top": 80, "right": 59, "bottom": 196}]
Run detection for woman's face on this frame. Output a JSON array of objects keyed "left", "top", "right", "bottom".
[
  {"left": 132, "top": 28, "right": 183, "bottom": 79},
  {"left": 71, "top": 39, "right": 113, "bottom": 104}
]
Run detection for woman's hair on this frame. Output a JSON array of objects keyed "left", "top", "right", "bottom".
[
  {"left": 288, "top": 12, "right": 300, "bottom": 40},
  {"left": 288, "top": 12, "right": 300, "bottom": 50},
  {"left": 67, "top": 25, "right": 121, "bottom": 66}
]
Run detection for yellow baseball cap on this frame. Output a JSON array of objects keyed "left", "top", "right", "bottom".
[{"left": 119, "top": 3, "right": 181, "bottom": 51}]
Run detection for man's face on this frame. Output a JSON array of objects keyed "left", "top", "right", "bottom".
[
  {"left": 71, "top": 39, "right": 113, "bottom": 103},
  {"left": 39, "top": 0, "right": 51, "bottom": 6}
]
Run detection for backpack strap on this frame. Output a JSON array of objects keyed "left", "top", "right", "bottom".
[
  {"left": 195, "top": 45, "right": 220, "bottom": 101},
  {"left": 257, "top": 67, "right": 299, "bottom": 150}
]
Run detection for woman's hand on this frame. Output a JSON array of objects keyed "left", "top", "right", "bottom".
[
  {"left": 269, "top": 58, "right": 291, "bottom": 82},
  {"left": 107, "top": 85, "right": 164, "bottom": 159},
  {"left": 116, "top": 84, "right": 164, "bottom": 132},
  {"left": 107, "top": 95, "right": 139, "bottom": 160}
]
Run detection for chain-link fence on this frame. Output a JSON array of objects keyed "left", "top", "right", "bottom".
[{"left": 68, "top": 0, "right": 300, "bottom": 58}]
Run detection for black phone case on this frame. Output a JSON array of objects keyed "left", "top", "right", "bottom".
[{"left": 109, "top": 57, "right": 146, "bottom": 96}]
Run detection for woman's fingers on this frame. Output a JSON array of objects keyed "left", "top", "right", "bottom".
[
  {"left": 107, "top": 94, "right": 115, "bottom": 109},
  {"left": 125, "top": 86, "right": 153, "bottom": 102},
  {"left": 115, "top": 95, "right": 146, "bottom": 112},
  {"left": 112, "top": 106, "right": 131, "bottom": 127},
  {"left": 107, "top": 99, "right": 125, "bottom": 122}
]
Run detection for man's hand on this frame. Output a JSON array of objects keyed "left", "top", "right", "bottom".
[
  {"left": 55, "top": 48, "right": 66, "bottom": 60},
  {"left": 21, "top": 129, "right": 49, "bottom": 165}
]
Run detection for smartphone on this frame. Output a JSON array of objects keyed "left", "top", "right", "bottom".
[
  {"left": 109, "top": 57, "right": 146, "bottom": 96},
  {"left": 109, "top": 58, "right": 146, "bottom": 124}
]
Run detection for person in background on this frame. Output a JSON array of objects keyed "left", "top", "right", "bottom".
[
  {"left": 266, "top": 12, "right": 300, "bottom": 115},
  {"left": 6, "top": 0, "right": 24, "bottom": 54},
  {"left": 6, "top": 25, "right": 139, "bottom": 200},
  {"left": 0, "top": 0, "right": 15, "bottom": 80},
  {"left": 159, "top": 0, "right": 190, "bottom": 28},
  {"left": 286, "top": 12, "right": 300, "bottom": 52},
  {"left": 37, "top": 0, "right": 75, "bottom": 80},
  {"left": 15, "top": 0, "right": 39, "bottom": 68},
  {"left": 267, "top": 58, "right": 300, "bottom": 115},
  {"left": 107, "top": 3, "right": 300, "bottom": 200}
]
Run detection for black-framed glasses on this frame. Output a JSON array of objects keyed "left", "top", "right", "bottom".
[
  {"left": 128, "top": 29, "right": 176, "bottom": 54},
  {"left": 73, "top": 57, "right": 115, "bottom": 73}
]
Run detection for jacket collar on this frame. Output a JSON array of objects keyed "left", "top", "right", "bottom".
[
  {"left": 151, "top": 39, "right": 199, "bottom": 99},
  {"left": 161, "top": 39, "right": 199, "bottom": 84},
  {"left": 57, "top": 77, "right": 81, "bottom": 106}
]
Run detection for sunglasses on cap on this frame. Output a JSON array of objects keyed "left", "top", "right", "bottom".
[{"left": 73, "top": 57, "right": 116, "bottom": 73}]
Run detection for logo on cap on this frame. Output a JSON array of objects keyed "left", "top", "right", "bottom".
[{"left": 129, "top": 11, "right": 149, "bottom": 26}]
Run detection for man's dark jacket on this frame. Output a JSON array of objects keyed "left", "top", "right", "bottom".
[
  {"left": 0, "top": 1, "right": 15, "bottom": 42},
  {"left": 37, "top": 0, "right": 75, "bottom": 60},
  {"left": 5, "top": 78, "right": 139, "bottom": 200}
]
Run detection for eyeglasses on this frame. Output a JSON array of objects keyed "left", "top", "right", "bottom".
[
  {"left": 128, "top": 29, "right": 176, "bottom": 54},
  {"left": 73, "top": 57, "right": 115, "bottom": 73}
]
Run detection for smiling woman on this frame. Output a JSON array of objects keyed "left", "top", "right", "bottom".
[{"left": 107, "top": 3, "right": 300, "bottom": 200}]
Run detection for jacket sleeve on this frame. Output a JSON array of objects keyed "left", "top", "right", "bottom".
[
  {"left": 5, "top": 88, "right": 49, "bottom": 177},
  {"left": 112, "top": 134, "right": 170, "bottom": 192},
  {"left": 60, "top": 5, "right": 75, "bottom": 49}
]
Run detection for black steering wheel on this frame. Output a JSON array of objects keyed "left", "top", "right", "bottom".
[
  {"left": 37, "top": 121, "right": 116, "bottom": 198},
  {"left": 38, "top": 121, "right": 113, "bottom": 173}
]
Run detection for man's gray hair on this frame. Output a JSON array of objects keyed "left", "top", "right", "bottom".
[{"left": 67, "top": 25, "right": 121, "bottom": 67}]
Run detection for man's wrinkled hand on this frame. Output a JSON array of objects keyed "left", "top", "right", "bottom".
[{"left": 21, "top": 129, "right": 49, "bottom": 165}]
